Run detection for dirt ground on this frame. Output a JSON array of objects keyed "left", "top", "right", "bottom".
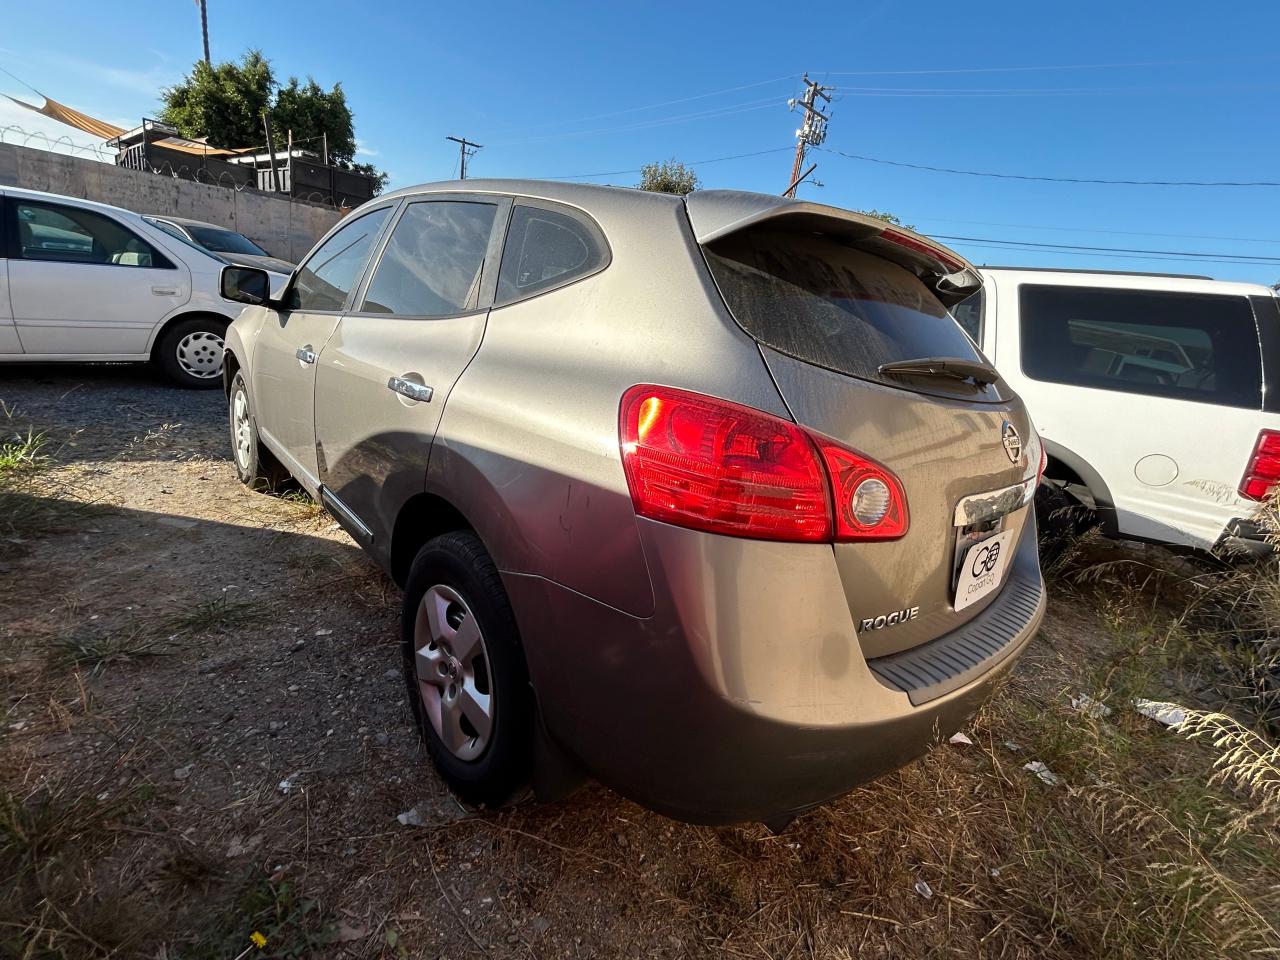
[{"left": 2, "top": 364, "right": 1277, "bottom": 960}]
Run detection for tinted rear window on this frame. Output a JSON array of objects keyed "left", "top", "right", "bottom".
[
  {"left": 1018, "top": 285, "right": 1261, "bottom": 409},
  {"left": 704, "top": 231, "right": 987, "bottom": 391}
]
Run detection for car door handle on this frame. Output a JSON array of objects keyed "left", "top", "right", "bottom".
[
  {"left": 387, "top": 376, "right": 433, "bottom": 403},
  {"left": 296, "top": 346, "right": 318, "bottom": 365},
  {"left": 151, "top": 286, "right": 178, "bottom": 296}
]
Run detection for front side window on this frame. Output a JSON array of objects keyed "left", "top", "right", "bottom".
[
  {"left": 291, "top": 206, "right": 393, "bottom": 312},
  {"left": 496, "top": 203, "right": 608, "bottom": 305},
  {"left": 14, "top": 201, "right": 167, "bottom": 268},
  {"left": 1019, "top": 284, "right": 1261, "bottom": 409},
  {"left": 360, "top": 201, "right": 497, "bottom": 317}
]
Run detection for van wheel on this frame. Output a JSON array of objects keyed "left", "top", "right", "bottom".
[
  {"left": 156, "top": 316, "right": 227, "bottom": 389},
  {"left": 401, "top": 531, "right": 534, "bottom": 807},
  {"left": 228, "top": 372, "right": 290, "bottom": 490}
]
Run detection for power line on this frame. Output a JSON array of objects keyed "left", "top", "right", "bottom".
[
  {"left": 817, "top": 147, "right": 1280, "bottom": 187},
  {"left": 816, "top": 55, "right": 1280, "bottom": 77},
  {"left": 932, "top": 234, "right": 1280, "bottom": 265},
  {"left": 828, "top": 83, "right": 1280, "bottom": 97},
  {"left": 539, "top": 146, "right": 792, "bottom": 182},
  {"left": 905, "top": 215, "right": 1280, "bottom": 246},
  {"left": 491, "top": 74, "right": 795, "bottom": 137},
  {"left": 490, "top": 97, "right": 781, "bottom": 146}
]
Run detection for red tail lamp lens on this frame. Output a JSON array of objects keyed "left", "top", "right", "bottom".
[
  {"left": 619, "top": 385, "right": 910, "bottom": 543},
  {"left": 879, "top": 228, "right": 965, "bottom": 273},
  {"left": 620, "top": 386, "right": 831, "bottom": 542},
  {"left": 1239, "top": 429, "right": 1280, "bottom": 502},
  {"left": 814, "top": 441, "right": 909, "bottom": 540}
]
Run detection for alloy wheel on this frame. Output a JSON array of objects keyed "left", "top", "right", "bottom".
[{"left": 231, "top": 386, "right": 252, "bottom": 470}]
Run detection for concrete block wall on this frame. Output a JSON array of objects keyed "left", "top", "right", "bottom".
[{"left": 0, "top": 142, "right": 343, "bottom": 261}]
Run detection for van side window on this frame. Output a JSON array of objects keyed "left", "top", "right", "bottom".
[
  {"left": 1019, "top": 284, "right": 1261, "bottom": 409},
  {"left": 360, "top": 201, "right": 497, "bottom": 317},
  {"left": 951, "top": 289, "right": 983, "bottom": 346},
  {"left": 291, "top": 206, "right": 393, "bottom": 312},
  {"left": 496, "top": 203, "right": 608, "bottom": 305},
  {"left": 13, "top": 201, "right": 171, "bottom": 269}
]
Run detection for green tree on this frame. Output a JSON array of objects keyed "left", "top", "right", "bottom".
[
  {"left": 160, "top": 50, "right": 388, "bottom": 194},
  {"left": 160, "top": 50, "right": 273, "bottom": 152},
  {"left": 638, "top": 159, "right": 699, "bottom": 195}
]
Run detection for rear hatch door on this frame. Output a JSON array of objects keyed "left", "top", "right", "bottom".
[{"left": 688, "top": 192, "right": 1040, "bottom": 658}]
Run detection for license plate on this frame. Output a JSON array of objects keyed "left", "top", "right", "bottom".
[{"left": 954, "top": 530, "right": 1013, "bottom": 611}]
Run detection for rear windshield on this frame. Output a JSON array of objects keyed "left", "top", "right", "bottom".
[
  {"left": 188, "top": 225, "right": 268, "bottom": 257},
  {"left": 703, "top": 231, "right": 988, "bottom": 392},
  {"left": 1018, "top": 285, "right": 1261, "bottom": 410}
]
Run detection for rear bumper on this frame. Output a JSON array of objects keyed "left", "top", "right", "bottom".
[
  {"left": 505, "top": 519, "right": 1045, "bottom": 825},
  {"left": 1218, "top": 518, "right": 1275, "bottom": 559}
]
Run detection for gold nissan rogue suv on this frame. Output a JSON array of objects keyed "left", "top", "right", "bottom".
[{"left": 220, "top": 180, "right": 1047, "bottom": 826}]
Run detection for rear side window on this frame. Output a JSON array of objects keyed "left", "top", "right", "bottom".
[
  {"left": 291, "top": 206, "right": 392, "bottom": 312},
  {"left": 13, "top": 200, "right": 169, "bottom": 268},
  {"left": 496, "top": 203, "right": 608, "bottom": 305},
  {"left": 1019, "top": 285, "right": 1261, "bottom": 409},
  {"left": 703, "top": 231, "right": 986, "bottom": 390},
  {"left": 360, "top": 200, "right": 497, "bottom": 317}
]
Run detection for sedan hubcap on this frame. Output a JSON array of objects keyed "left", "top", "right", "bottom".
[
  {"left": 176, "top": 331, "right": 224, "bottom": 379},
  {"left": 231, "top": 387, "right": 252, "bottom": 470},
  {"left": 413, "top": 584, "right": 493, "bottom": 762}
]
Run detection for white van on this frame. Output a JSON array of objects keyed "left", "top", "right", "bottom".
[
  {"left": 955, "top": 268, "right": 1280, "bottom": 555},
  {"left": 0, "top": 187, "right": 287, "bottom": 387}
]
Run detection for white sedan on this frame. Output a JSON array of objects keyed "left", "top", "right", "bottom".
[{"left": 0, "top": 186, "right": 290, "bottom": 388}]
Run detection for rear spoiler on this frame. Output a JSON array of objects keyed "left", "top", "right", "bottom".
[{"left": 684, "top": 190, "right": 982, "bottom": 306}]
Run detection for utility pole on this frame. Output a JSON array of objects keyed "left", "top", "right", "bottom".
[
  {"left": 446, "top": 136, "right": 482, "bottom": 180},
  {"left": 784, "top": 75, "right": 832, "bottom": 198},
  {"left": 197, "top": 0, "right": 211, "bottom": 65}
]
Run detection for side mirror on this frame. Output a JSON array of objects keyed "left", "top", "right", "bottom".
[{"left": 221, "top": 266, "right": 272, "bottom": 306}]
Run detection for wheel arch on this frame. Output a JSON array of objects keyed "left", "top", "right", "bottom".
[
  {"left": 390, "top": 493, "right": 476, "bottom": 588},
  {"left": 222, "top": 345, "right": 242, "bottom": 397},
  {"left": 1041, "top": 437, "right": 1119, "bottom": 535},
  {"left": 148, "top": 310, "right": 234, "bottom": 363}
]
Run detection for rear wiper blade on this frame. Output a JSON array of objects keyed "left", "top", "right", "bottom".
[{"left": 878, "top": 356, "right": 1000, "bottom": 387}]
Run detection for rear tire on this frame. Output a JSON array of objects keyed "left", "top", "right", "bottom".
[
  {"left": 400, "top": 531, "right": 534, "bottom": 807},
  {"left": 155, "top": 316, "right": 227, "bottom": 389},
  {"left": 228, "top": 371, "right": 291, "bottom": 491}
]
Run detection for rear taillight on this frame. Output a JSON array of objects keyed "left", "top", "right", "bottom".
[
  {"left": 1239, "top": 429, "right": 1280, "bottom": 501},
  {"left": 1038, "top": 443, "right": 1048, "bottom": 486},
  {"left": 619, "top": 385, "right": 909, "bottom": 543},
  {"left": 812, "top": 441, "right": 909, "bottom": 540}
]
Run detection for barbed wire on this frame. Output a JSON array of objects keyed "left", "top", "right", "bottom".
[{"left": 0, "top": 124, "right": 114, "bottom": 161}]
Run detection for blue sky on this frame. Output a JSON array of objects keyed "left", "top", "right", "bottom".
[{"left": 1, "top": 0, "right": 1277, "bottom": 282}]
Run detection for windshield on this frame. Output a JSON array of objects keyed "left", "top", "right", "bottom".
[
  {"left": 704, "top": 231, "right": 999, "bottom": 397},
  {"left": 188, "top": 225, "right": 269, "bottom": 257}
]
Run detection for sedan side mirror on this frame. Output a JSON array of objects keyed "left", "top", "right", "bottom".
[{"left": 221, "top": 265, "right": 272, "bottom": 306}]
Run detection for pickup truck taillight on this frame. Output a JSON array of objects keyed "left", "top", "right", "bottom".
[
  {"left": 1239, "top": 429, "right": 1280, "bottom": 501},
  {"left": 619, "top": 385, "right": 908, "bottom": 543}
]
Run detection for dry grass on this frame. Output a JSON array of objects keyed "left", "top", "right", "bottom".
[{"left": 3, "top": 391, "right": 1280, "bottom": 957}]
